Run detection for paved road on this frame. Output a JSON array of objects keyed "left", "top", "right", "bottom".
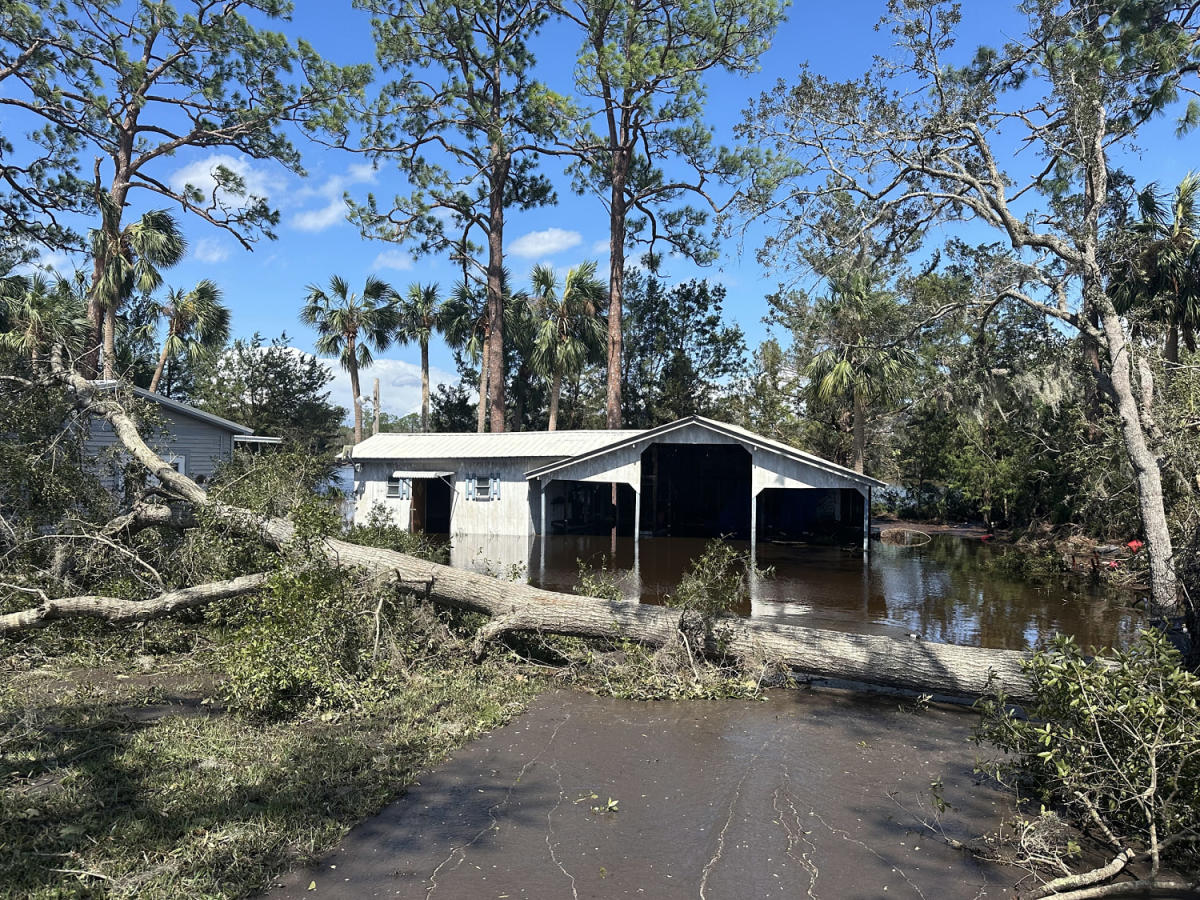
[{"left": 267, "top": 688, "right": 1019, "bottom": 899}]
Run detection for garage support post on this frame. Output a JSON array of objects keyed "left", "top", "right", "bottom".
[
  {"left": 633, "top": 487, "right": 641, "bottom": 566},
  {"left": 862, "top": 486, "right": 871, "bottom": 553},
  {"left": 539, "top": 479, "right": 547, "bottom": 572},
  {"left": 750, "top": 488, "right": 757, "bottom": 559}
]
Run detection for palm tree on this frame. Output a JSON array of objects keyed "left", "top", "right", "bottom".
[
  {"left": 506, "top": 292, "right": 540, "bottom": 431},
  {"left": 1110, "top": 172, "right": 1200, "bottom": 364},
  {"left": 802, "top": 272, "right": 916, "bottom": 473},
  {"left": 0, "top": 273, "right": 91, "bottom": 370},
  {"left": 145, "top": 280, "right": 231, "bottom": 393},
  {"left": 441, "top": 277, "right": 532, "bottom": 433},
  {"left": 90, "top": 202, "right": 187, "bottom": 380},
  {"left": 528, "top": 261, "right": 607, "bottom": 431},
  {"left": 396, "top": 282, "right": 443, "bottom": 431},
  {"left": 300, "top": 274, "right": 399, "bottom": 444}
]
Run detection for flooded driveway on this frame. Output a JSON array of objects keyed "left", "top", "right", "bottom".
[
  {"left": 454, "top": 533, "right": 1143, "bottom": 651},
  {"left": 267, "top": 689, "right": 1020, "bottom": 899}
]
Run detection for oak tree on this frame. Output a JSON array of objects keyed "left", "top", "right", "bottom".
[{"left": 738, "top": 0, "right": 1200, "bottom": 608}]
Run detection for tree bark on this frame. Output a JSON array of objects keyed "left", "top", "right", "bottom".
[
  {"left": 1096, "top": 296, "right": 1178, "bottom": 608},
  {"left": 606, "top": 161, "right": 627, "bottom": 430},
  {"left": 852, "top": 390, "right": 865, "bottom": 474},
  {"left": 1165, "top": 313, "right": 1179, "bottom": 365},
  {"left": 477, "top": 329, "right": 490, "bottom": 432},
  {"left": 39, "top": 362, "right": 1040, "bottom": 701},
  {"left": 148, "top": 331, "right": 172, "bottom": 393},
  {"left": 0, "top": 573, "right": 269, "bottom": 634},
  {"left": 373, "top": 377, "right": 380, "bottom": 436},
  {"left": 486, "top": 162, "right": 508, "bottom": 433},
  {"left": 548, "top": 369, "right": 561, "bottom": 431},
  {"left": 101, "top": 501, "right": 196, "bottom": 539},
  {"left": 102, "top": 305, "right": 117, "bottom": 380},
  {"left": 83, "top": 249, "right": 105, "bottom": 379},
  {"left": 1076, "top": 102, "right": 1178, "bottom": 610},
  {"left": 420, "top": 340, "right": 430, "bottom": 431},
  {"left": 349, "top": 334, "right": 362, "bottom": 445}
]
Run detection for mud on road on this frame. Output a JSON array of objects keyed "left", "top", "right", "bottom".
[{"left": 266, "top": 687, "right": 1025, "bottom": 899}]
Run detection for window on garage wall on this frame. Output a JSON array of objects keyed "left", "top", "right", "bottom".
[{"left": 466, "top": 474, "right": 500, "bottom": 501}]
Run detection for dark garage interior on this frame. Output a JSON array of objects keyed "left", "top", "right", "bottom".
[
  {"left": 756, "top": 486, "right": 864, "bottom": 544},
  {"left": 545, "top": 481, "right": 638, "bottom": 535},
  {"left": 639, "top": 443, "right": 753, "bottom": 538}
]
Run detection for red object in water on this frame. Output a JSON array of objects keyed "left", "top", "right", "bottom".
[
  {"left": 1108, "top": 560, "right": 1119, "bottom": 569},
  {"left": 980, "top": 534, "right": 994, "bottom": 542},
  {"left": 1127, "top": 539, "right": 1144, "bottom": 552}
]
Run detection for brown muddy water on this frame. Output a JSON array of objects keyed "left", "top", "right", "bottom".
[
  {"left": 451, "top": 534, "right": 1144, "bottom": 652},
  {"left": 268, "top": 689, "right": 1022, "bottom": 899}
]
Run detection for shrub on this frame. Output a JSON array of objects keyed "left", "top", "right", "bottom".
[
  {"left": 664, "top": 539, "right": 751, "bottom": 622},
  {"left": 976, "top": 630, "right": 1200, "bottom": 889},
  {"left": 220, "top": 563, "right": 378, "bottom": 718},
  {"left": 574, "top": 556, "right": 624, "bottom": 602},
  {"left": 346, "top": 504, "right": 448, "bottom": 563},
  {"left": 534, "top": 541, "right": 782, "bottom": 701}
]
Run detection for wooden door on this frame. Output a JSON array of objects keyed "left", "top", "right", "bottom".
[{"left": 410, "top": 479, "right": 427, "bottom": 533}]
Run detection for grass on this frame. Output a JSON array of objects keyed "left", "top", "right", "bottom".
[
  {"left": 0, "top": 539, "right": 776, "bottom": 898},
  {"left": 0, "top": 655, "right": 539, "bottom": 899}
]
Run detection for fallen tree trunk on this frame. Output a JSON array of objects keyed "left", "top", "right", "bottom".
[
  {"left": 27, "top": 362, "right": 1037, "bottom": 700},
  {"left": 324, "top": 532, "right": 1037, "bottom": 700}
]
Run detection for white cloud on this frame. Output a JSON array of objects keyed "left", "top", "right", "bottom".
[
  {"left": 371, "top": 249, "right": 413, "bottom": 272},
  {"left": 509, "top": 227, "right": 582, "bottom": 259},
  {"left": 291, "top": 199, "right": 349, "bottom": 232},
  {"left": 267, "top": 346, "right": 452, "bottom": 420},
  {"left": 321, "top": 355, "right": 457, "bottom": 419},
  {"left": 288, "top": 163, "right": 378, "bottom": 233},
  {"left": 193, "top": 238, "right": 230, "bottom": 264},
  {"left": 170, "top": 154, "right": 283, "bottom": 207},
  {"left": 31, "top": 250, "right": 79, "bottom": 274}
]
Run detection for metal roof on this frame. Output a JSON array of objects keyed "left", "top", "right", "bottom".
[
  {"left": 349, "top": 429, "right": 645, "bottom": 461},
  {"left": 525, "top": 416, "right": 887, "bottom": 489},
  {"left": 130, "top": 386, "right": 255, "bottom": 435},
  {"left": 92, "top": 381, "right": 254, "bottom": 434}
]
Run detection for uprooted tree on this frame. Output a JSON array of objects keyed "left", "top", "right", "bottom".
[{"left": 0, "top": 354, "right": 1038, "bottom": 701}]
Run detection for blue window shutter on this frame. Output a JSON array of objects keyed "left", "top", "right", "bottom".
[
  {"left": 401, "top": 479, "right": 411, "bottom": 499},
  {"left": 492, "top": 475, "right": 500, "bottom": 500},
  {"left": 466, "top": 476, "right": 474, "bottom": 500}
]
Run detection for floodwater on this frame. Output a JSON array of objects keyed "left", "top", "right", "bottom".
[
  {"left": 267, "top": 689, "right": 1023, "bottom": 899},
  {"left": 451, "top": 533, "right": 1144, "bottom": 652}
]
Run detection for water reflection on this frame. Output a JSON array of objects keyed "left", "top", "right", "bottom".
[{"left": 448, "top": 533, "right": 1144, "bottom": 652}]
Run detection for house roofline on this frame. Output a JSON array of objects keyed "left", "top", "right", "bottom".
[
  {"left": 92, "top": 381, "right": 255, "bottom": 435},
  {"left": 524, "top": 415, "right": 887, "bottom": 489}
]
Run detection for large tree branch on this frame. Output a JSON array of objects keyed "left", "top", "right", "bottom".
[
  {"left": 0, "top": 573, "right": 269, "bottom": 634},
  {"left": 99, "top": 501, "right": 197, "bottom": 539}
]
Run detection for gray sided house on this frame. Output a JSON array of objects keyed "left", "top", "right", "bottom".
[
  {"left": 87, "top": 384, "right": 262, "bottom": 486},
  {"left": 349, "top": 416, "right": 885, "bottom": 551}
]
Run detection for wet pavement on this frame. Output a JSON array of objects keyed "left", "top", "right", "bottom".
[{"left": 267, "top": 689, "right": 1021, "bottom": 899}]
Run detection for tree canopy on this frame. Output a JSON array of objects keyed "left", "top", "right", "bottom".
[{"left": 192, "top": 332, "right": 346, "bottom": 451}]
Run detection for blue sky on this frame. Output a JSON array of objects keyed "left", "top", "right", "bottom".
[{"left": 18, "top": 1, "right": 1198, "bottom": 418}]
